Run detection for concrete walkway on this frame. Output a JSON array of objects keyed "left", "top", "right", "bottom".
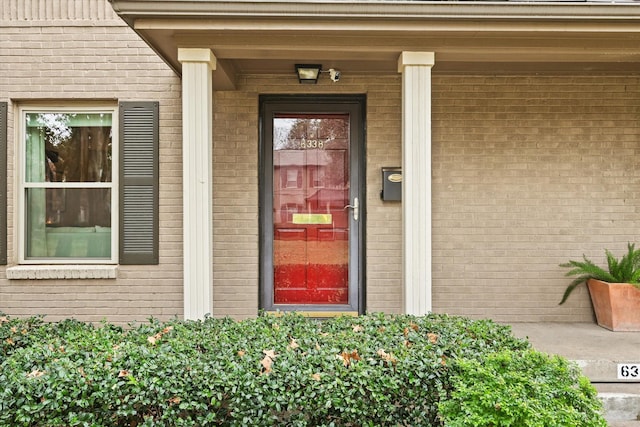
[
  {"left": 507, "top": 322, "right": 640, "bottom": 362},
  {"left": 506, "top": 322, "right": 640, "bottom": 426}
]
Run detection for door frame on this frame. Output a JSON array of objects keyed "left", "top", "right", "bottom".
[{"left": 259, "top": 94, "right": 366, "bottom": 314}]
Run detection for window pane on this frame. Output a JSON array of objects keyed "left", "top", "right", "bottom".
[
  {"left": 25, "top": 113, "right": 112, "bottom": 183},
  {"left": 272, "top": 114, "right": 350, "bottom": 305},
  {"left": 25, "top": 188, "right": 111, "bottom": 259}
]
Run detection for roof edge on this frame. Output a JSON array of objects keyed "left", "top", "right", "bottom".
[{"left": 108, "top": 0, "right": 640, "bottom": 22}]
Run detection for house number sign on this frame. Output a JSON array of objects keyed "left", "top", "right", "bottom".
[
  {"left": 300, "top": 138, "right": 330, "bottom": 149},
  {"left": 617, "top": 363, "right": 640, "bottom": 380}
]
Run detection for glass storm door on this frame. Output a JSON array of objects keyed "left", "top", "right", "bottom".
[{"left": 260, "top": 96, "right": 364, "bottom": 314}]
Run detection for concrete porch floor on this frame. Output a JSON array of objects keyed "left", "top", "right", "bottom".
[
  {"left": 507, "top": 322, "right": 640, "bottom": 362},
  {"left": 506, "top": 322, "right": 640, "bottom": 426}
]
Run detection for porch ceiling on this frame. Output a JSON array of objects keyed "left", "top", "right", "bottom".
[{"left": 109, "top": 1, "right": 640, "bottom": 90}]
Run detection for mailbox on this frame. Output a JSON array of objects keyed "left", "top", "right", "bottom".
[{"left": 381, "top": 167, "right": 402, "bottom": 201}]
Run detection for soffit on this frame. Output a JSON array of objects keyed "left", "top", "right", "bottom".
[{"left": 108, "top": 1, "right": 640, "bottom": 89}]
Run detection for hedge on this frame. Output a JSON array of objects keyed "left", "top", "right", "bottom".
[{"left": 0, "top": 312, "right": 606, "bottom": 426}]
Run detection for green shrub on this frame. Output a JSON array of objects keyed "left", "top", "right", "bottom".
[
  {"left": 438, "top": 349, "right": 606, "bottom": 427},
  {"left": 0, "top": 313, "right": 46, "bottom": 358},
  {"left": 0, "top": 312, "right": 604, "bottom": 426}
]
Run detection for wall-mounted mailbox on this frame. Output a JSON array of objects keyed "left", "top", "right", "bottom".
[{"left": 381, "top": 167, "right": 402, "bottom": 201}]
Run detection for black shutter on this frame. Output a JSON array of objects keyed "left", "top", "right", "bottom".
[
  {"left": 0, "top": 102, "right": 7, "bottom": 265},
  {"left": 119, "top": 102, "right": 159, "bottom": 264}
]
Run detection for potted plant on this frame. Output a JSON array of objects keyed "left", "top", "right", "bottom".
[{"left": 559, "top": 243, "right": 640, "bottom": 331}]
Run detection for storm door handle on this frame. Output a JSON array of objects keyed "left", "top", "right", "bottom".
[{"left": 344, "top": 197, "right": 359, "bottom": 221}]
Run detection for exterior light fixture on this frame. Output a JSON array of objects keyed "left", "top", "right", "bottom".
[{"left": 295, "top": 64, "right": 322, "bottom": 84}]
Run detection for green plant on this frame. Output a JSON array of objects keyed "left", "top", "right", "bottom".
[
  {"left": 438, "top": 349, "right": 607, "bottom": 427},
  {"left": 559, "top": 242, "right": 640, "bottom": 305},
  {"left": 0, "top": 312, "right": 604, "bottom": 427}
]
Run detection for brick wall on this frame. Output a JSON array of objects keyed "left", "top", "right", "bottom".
[
  {"left": 2, "top": 0, "right": 638, "bottom": 324},
  {"left": 212, "top": 73, "right": 640, "bottom": 322},
  {"left": 211, "top": 74, "right": 404, "bottom": 318},
  {"left": 0, "top": 0, "right": 114, "bottom": 21},
  {"left": 0, "top": 0, "right": 183, "bottom": 324},
  {"left": 211, "top": 88, "right": 260, "bottom": 318},
  {"left": 432, "top": 75, "right": 640, "bottom": 322}
]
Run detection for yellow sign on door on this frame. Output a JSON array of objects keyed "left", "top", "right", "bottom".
[{"left": 292, "top": 214, "right": 333, "bottom": 224}]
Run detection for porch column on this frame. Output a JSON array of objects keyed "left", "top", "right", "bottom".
[
  {"left": 397, "top": 52, "right": 435, "bottom": 316},
  {"left": 178, "top": 48, "right": 216, "bottom": 320}
]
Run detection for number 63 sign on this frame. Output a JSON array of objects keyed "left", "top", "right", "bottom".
[{"left": 617, "top": 363, "right": 640, "bottom": 380}]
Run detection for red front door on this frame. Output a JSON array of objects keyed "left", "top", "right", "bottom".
[
  {"left": 273, "top": 114, "right": 350, "bottom": 304},
  {"left": 261, "top": 97, "right": 364, "bottom": 313}
]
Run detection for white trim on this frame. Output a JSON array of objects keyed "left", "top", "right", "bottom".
[
  {"left": 397, "top": 52, "right": 435, "bottom": 73},
  {"left": 398, "top": 51, "right": 435, "bottom": 316},
  {"left": 112, "top": 1, "right": 640, "bottom": 22},
  {"left": 7, "top": 265, "right": 118, "bottom": 280},
  {"left": 179, "top": 47, "right": 215, "bottom": 320},
  {"left": 177, "top": 48, "right": 217, "bottom": 67},
  {"left": 17, "top": 105, "right": 119, "bottom": 265}
]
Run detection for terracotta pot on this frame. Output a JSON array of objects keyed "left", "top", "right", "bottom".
[{"left": 587, "top": 279, "right": 640, "bottom": 332}]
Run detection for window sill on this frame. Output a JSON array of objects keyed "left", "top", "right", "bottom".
[{"left": 7, "top": 265, "right": 118, "bottom": 280}]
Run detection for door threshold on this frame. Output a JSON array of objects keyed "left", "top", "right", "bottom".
[{"left": 265, "top": 311, "right": 358, "bottom": 318}]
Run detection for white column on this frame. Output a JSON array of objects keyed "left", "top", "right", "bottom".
[
  {"left": 397, "top": 52, "right": 435, "bottom": 316},
  {"left": 178, "top": 48, "right": 216, "bottom": 320}
]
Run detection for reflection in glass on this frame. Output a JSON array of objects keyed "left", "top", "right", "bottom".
[
  {"left": 272, "top": 114, "right": 350, "bottom": 304},
  {"left": 26, "top": 113, "right": 112, "bottom": 183},
  {"left": 24, "top": 112, "right": 113, "bottom": 260}
]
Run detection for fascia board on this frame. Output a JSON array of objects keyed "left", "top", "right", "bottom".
[{"left": 109, "top": 0, "right": 640, "bottom": 21}]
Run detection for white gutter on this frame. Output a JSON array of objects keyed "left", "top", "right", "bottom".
[{"left": 109, "top": 0, "right": 640, "bottom": 22}]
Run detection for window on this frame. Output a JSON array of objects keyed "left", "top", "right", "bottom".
[
  {"left": 311, "top": 167, "right": 324, "bottom": 188},
  {"left": 284, "top": 168, "right": 301, "bottom": 189},
  {"left": 20, "top": 107, "right": 117, "bottom": 263},
  {"left": 8, "top": 102, "right": 157, "bottom": 271}
]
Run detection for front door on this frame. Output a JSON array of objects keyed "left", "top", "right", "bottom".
[{"left": 260, "top": 95, "right": 365, "bottom": 314}]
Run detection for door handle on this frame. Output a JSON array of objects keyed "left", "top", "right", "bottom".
[{"left": 344, "top": 197, "right": 359, "bottom": 221}]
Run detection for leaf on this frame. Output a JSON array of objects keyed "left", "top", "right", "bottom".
[
  {"left": 261, "top": 349, "right": 277, "bottom": 375},
  {"left": 147, "top": 325, "right": 173, "bottom": 345},
  {"left": 311, "top": 373, "right": 321, "bottom": 381},
  {"left": 118, "top": 370, "right": 130, "bottom": 378},
  {"left": 0, "top": 316, "right": 8, "bottom": 323},
  {"left": 559, "top": 281, "right": 584, "bottom": 305},
  {"left": 428, "top": 333, "right": 438, "bottom": 344},
  {"left": 337, "top": 350, "right": 361, "bottom": 367},
  {"left": 377, "top": 349, "right": 397, "bottom": 366},
  {"left": 352, "top": 325, "right": 363, "bottom": 333},
  {"left": 237, "top": 350, "right": 246, "bottom": 357},
  {"left": 168, "top": 396, "right": 181, "bottom": 405},
  {"left": 261, "top": 355, "right": 273, "bottom": 375},
  {"left": 27, "top": 369, "right": 46, "bottom": 378},
  {"left": 288, "top": 338, "right": 299, "bottom": 350}
]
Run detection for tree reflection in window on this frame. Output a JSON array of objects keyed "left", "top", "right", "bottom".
[{"left": 25, "top": 111, "right": 113, "bottom": 259}]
